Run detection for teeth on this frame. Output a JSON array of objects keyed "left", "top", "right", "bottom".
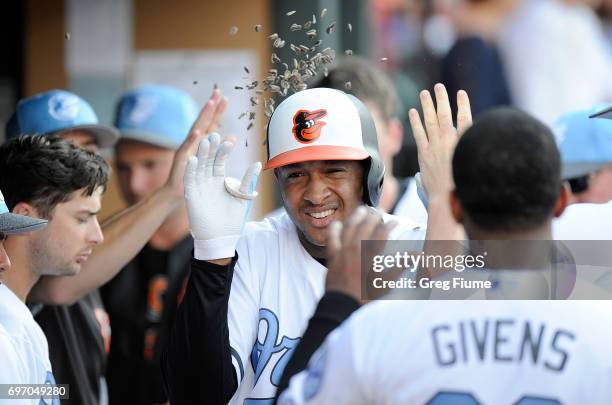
[{"left": 308, "top": 209, "right": 334, "bottom": 219}]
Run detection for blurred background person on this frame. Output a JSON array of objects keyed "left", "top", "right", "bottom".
[
  {"left": 553, "top": 105, "right": 612, "bottom": 239},
  {"left": 498, "top": 0, "right": 612, "bottom": 125},
  {"left": 101, "top": 84, "right": 198, "bottom": 405},
  {"left": 438, "top": 0, "right": 517, "bottom": 116},
  {"left": 554, "top": 106, "right": 612, "bottom": 205}
]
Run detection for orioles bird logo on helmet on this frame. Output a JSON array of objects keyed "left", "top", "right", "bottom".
[{"left": 292, "top": 109, "right": 327, "bottom": 143}]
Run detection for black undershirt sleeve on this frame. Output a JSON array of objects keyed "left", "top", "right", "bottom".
[
  {"left": 161, "top": 254, "right": 239, "bottom": 405},
  {"left": 274, "top": 291, "right": 360, "bottom": 402}
]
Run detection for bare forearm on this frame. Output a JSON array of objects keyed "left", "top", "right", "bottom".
[{"left": 29, "top": 186, "right": 180, "bottom": 304}]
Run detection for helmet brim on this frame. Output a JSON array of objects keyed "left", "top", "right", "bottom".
[{"left": 265, "top": 145, "right": 369, "bottom": 170}]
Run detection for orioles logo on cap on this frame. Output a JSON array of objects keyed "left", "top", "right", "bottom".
[{"left": 292, "top": 109, "right": 327, "bottom": 143}]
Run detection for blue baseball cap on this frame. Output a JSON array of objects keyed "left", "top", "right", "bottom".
[
  {"left": 0, "top": 190, "right": 47, "bottom": 234},
  {"left": 114, "top": 84, "right": 199, "bottom": 149},
  {"left": 6, "top": 89, "right": 119, "bottom": 148},
  {"left": 553, "top": 105, "right": 612, "bottom": 180}
]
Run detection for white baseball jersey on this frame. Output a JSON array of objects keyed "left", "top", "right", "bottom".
[
  {"left": 228, "top": 212, "right": 425, "bottom": 404},
  {"left": 280, "top": 300, "right": 612, "bottom": 405},
  {"left": 0, "top": 283, "right": 59, "bottom": 405}
]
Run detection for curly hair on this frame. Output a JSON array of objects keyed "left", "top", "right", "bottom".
[{"left": 0, "top": 134, "right": 110, "bottom": 218}]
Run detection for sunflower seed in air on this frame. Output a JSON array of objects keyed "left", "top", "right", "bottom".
[
  {"left": 345, "top": 81, "right": 352, "bottom": 90},
  {"left": 238, "top": 112, "right": 247, "bottom": 119},
  {"left": 250, "top": 97, "right": 259, "bottom": 106},
  {"left": 193, "top": 80, "right": 198, "bottom": 85},
  {"left": 244, "top": 66, "right": 250, "bottom": 74},
  {"left": 286, "top": 10, "right": 296, "bottom": 16},
  {"left": 254, "top": 24, "right": 262, "bottom": 32},
  {"left": 380, "top": 57, "right": 388, "bottom": 62},
  {"left": 64, "top": 32, "right": 71, "bottom": 40},
  {"left": 312, "top": 14, "right": 316, "bottom": 24},
  {"left": 290, "top": 23, "right": 302, "bottom": 32},
  {"left": 249, "top": 112, "right": 256, "bottom": 120},
  {"left": 347, "top": 23, "right": 352, "bottom": 32},
  {"left": 321, "top": 8, "right": 327, "bottom": 17},
  {"left": 247, "top": 123, "right": 254, "bottom": 130},
  {"left": 306, "top": 29, "right": 317, "bottom": 39},
  {"left": 326, "top": 22, "right": 336, "bottom": 35},
  {"left": 268, "top": 33, "right": 279, "bottom": 40},
  {"left": 271, "top": 53, "right": 281, "bottom": 63},
  {"left": 345, "top": 49, "right": 353, "bottom": 55},
  {"left": 229, "top": 26, "right": 239, "bottom": 35},
  {"left": 314, "top": 39, "right": 322, "bottom": 47},
  {"left": 304, "top": 21, "right": 312, "bottom": 29},
  {"left": 234, "top": 86, "right": 244, "bottom": 90}
]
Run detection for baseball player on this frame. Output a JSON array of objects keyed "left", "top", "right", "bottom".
[
  {"left": 101, "top": 84, "right": 199, "bottom": 404},
  {"left": 163, "top": 85, "right": 465, "bottom": 403},
  {"left": 277, "top": 107, "right": 612, "bottom": 404},
  {"left": 0, "top": 134, "right": 109, "bottom": 404},
  {"left": 267, "top": 57, "right": 427, "bottom": 223}
]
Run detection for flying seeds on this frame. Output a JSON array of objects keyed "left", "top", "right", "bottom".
[{"left": 229, "top": 26, "right": 239, "bottom": 35}]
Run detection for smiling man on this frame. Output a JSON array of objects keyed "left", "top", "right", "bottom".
[
  {"left": 163, "top": 86, "right": 466, "bottom": 404},
  {"left": 0, "top": 135, "right": 109, "bottom": 400}
]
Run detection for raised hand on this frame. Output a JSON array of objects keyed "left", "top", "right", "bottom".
[
  {"left": 408, "top": 84, "right": 472, "bottom": 202},
  {"left": 184, "top": 133, "right": 261, "bottom": 261}
]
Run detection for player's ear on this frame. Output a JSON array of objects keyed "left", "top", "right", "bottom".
[
  {"left": 553, "top": 184, "right": 569, "bottom": 218},
  {"left": 449, "top": 190, "right": 463, "bottom": 224},
  {"left": 12, "top": 202, "right": 42, "bottom": 219}
]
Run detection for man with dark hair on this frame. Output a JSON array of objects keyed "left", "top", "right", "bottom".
[
  {"left": 277, "top": 105, "right": 612, "bottom": 404},
  {"left": 0, "top": 135, "right": 109, "bottom": 399},
  {"left": 452, "top": 107, "right": 564, "bottom": 233},
  {"left": 6, "top": 88, "right": 224, "bottom": 404}
]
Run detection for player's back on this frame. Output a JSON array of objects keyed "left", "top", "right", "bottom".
[{"left": 283, "top": 300, "right": 612, "bottom": 405}]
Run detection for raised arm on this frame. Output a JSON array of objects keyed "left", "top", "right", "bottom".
[
  {"left": 409, "top": 83, "right": 472, "bottom": 242},
  {"left": 162, "top": 133, "right": 261, "bottom": 403},
  {"left": 29, "top": 89, "right": 228, "bottom": 305}
]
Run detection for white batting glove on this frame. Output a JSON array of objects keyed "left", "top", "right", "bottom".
[{"left": 184, "top": 133, "right": 262, "bottom": 260}]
